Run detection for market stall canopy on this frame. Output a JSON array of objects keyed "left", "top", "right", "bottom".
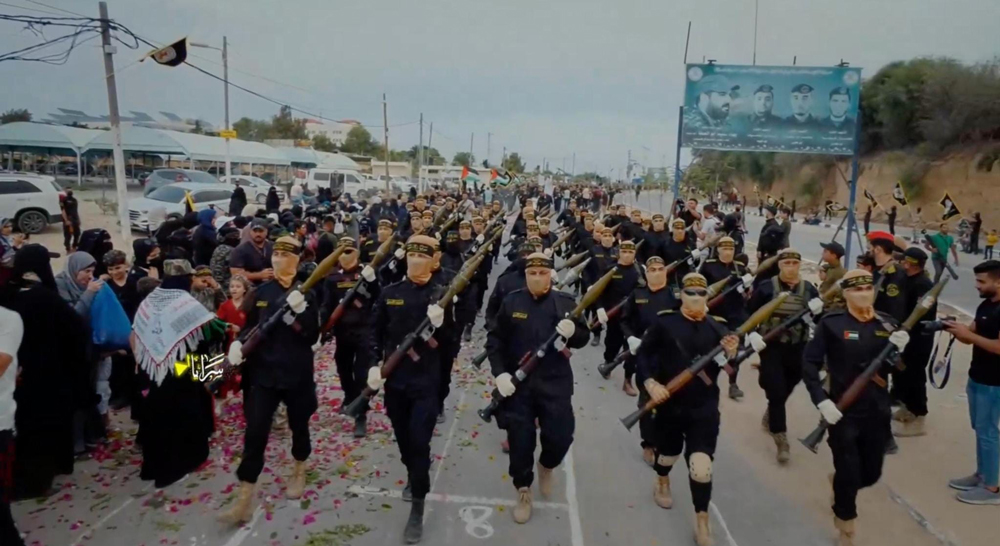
[
  {"left": 276, "top": 147, "right": 360, "bottom": 170},
  {"left": 0, "top": 122, "right": 96, "bottom": 153},
  {"left": 170, "top": 132, "right": 290, "bottom": 165},
  {"left": 83, "top": 124, "right": 187, "bottom": 155}
]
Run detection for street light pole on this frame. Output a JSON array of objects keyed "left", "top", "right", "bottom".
[{"left": 223, "top": 36, "right": 230, "bottom": 181}]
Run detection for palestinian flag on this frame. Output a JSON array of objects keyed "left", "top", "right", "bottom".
[
  {"left": 863, "top": 188, "right": 879, "bottom": 209},
  {"left": 461, "top": 165, "right": 480, "bottom": 183},
  {"left": 940, "top": 192, "right": 961, "bottom": 221},
  {"left": 491, "top": 168, "right": 513, "bottom": 187},
  {"left": 892, "top": 181, "right": 909, "bottom": 206}
]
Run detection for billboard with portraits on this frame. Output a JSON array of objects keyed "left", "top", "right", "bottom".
[{"left": 681, "top": 63, "right": 863, "bottom": 155}]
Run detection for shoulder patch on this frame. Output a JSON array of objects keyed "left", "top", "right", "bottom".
[
  {"left": 386, "top": 299, "right": 405, "bottom": 306},
  {"left": 886, "top": 264, "right": 896, "bottom": 274}
]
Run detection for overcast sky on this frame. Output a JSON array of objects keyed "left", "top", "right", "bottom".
[{"left": 2, "top": 0, "right": 999, "bottom": 175}]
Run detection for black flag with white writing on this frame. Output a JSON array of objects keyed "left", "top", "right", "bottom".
[
  {"left": 939, "top": 192, "right": 961, "bottom": 221},
  {"left": 892, "top": 182, "right": 908, "bottom": 206},
  {"left": 144, "top": 37, "right": 188, "bottom": 67}
]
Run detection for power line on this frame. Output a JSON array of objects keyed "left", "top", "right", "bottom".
[
  {"left": 0, "top": 1, "right": 64, "bottom": 16},
  {"left": 24, "top": 0, "right": 85, "bottom": 17}
]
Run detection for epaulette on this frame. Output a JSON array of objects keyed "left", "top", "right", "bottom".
[
  {"left": 656, "top": 309, "right": 676, "bottom": 316},
  {"left": 705, "top": 259, "right": 718, "bottom": 263},
  {"left": 735, "top": 260, "right": 747, "bottom": 267},
  {"left": 823, "top": 309, "right": 847, "bottom": 318},
  {"left": 710, "top": 315, "right": 727, "bottom": 323}
]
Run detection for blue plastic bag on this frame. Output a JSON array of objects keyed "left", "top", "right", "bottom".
[{"left": 91, "top": 283, "right": 131, "bottom": 350}]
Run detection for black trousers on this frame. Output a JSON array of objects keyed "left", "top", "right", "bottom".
[
  {"left": 636, "top": 383, "right": 657, "bottom": 449},
  {"left": 603, "top": 319, "right": 625, "bottom": 366},
  {"left": 504, "top": 389, "right": 574, "bottom": 490},
  {"left": 385, "top": 386, "right": 439, "bottom": 499},
  {"left": 758, "top": 343, "right": 805, "bottom": 434},
  {"left": 898, "top": 343, "right": 933, "bottom": 417},
  {"left": 236, "top": 381, "right": 318, "bottom": 484},
  {"left": 62, "top": 220, "right": 80, "bottom": 251},
  {"left": 652, "top": 405, "right": 719, "bottom": 513},
  {"left": 828, "top": 414, "right": 889, "bottom": 521},
  {"left": 334, "top": 334, "right": 372, "bottom": 416},
  {"left": 0, "top": 430, "right": 24, "bottom": 546},
  {"left": 437, "top": 338, "right": 460, "bottom": 413}
]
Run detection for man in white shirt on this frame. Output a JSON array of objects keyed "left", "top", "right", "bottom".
[
  {"left": 700, "top": 203, "right": 721, "bottom": 240},
  {"left": 0, "top": 305, "right": 24, "bottom": 546}
]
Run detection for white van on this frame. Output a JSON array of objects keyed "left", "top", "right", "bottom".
[{"left": 299, "top": 168, "right": 377, "bottom": 198}]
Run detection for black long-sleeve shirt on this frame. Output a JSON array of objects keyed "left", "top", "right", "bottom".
[
  {"left": 371, "top": 279, "right": 444, "bottom": 391},
  {"left": 803, "top": 310, "right": 898, "bottom": 417},
  {"left": 319, "top": 265, "right": 380, "bottom": 336},
  {"left": 620, "top": 286, "right": 678, "bottom": 340},
  {"left": 241, "top": 280, "right": 319, "bottom": 389},
  {"left": 701, "top": 258, "right": 749, "bottom": 325},
  {"left": 486, "top": 288, "right": 589, "bottom": 397}
]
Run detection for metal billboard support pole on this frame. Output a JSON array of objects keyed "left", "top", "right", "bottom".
[
  {"left": 98, "top": 2, "right": 131, "bottom": 254},
  {"left": 843, "top": 108, "right": 864, "bottom": 266},
  {"left": 671, "top": 105, "right": 684, "bottom": 219}
]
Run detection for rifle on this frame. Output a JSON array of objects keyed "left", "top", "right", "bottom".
[
  {"left": 597, "top": 276, "right": 732, "bottom": 379},
  {"left": 320, "top": 235, "right": 396, "bottom": 334},
  {"left": 341, "top": 253, "right": 487, "bottom": 418},
  {"left": 587, "top": 295, "right": 628, "bottom": 331},
  {"left": 549, "top": 227, "right": 575, "bottom": 253},
  {"left": 555, "top": 257, "right": 592, "bottom": 290},
  {"left": 478, "top": 266, "right": 618, "bottom": 423},
  {"left": 238, "top": 242, "right": 349, "bottom": 359},
  {"left": 468, "top": 225, "right": 504, "bottom": 256},
  {"left": 800, "top": 277, "right": 949, "bottom": 453},
  {"left": 620, "top": 292, "right": 789, "bottom": 430}
]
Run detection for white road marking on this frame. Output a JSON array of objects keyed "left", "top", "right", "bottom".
[
  {"left": 347, "top": 485, "right": 569, "bottom": 509},
  {"left": 431, "top": 388, "right": 467, "bottom": 491},
  {"left": 71, "top": 482, "right": 154, "bottom": 546},
  {"left": 709, "top": 501, "right": 740, "bottom": 546},
  {"left": 886, "top": 487, "right": 962, "bottom": 546},
  {"left": 222, "top": 506, "right": 265, "bottom": 546},
  {"left": 564, "top": 448, "right": 585, "bottom": 546}
]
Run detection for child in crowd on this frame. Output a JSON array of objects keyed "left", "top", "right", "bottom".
[{"left": 986, "top": 229, "right": 998, "bottom": 260}]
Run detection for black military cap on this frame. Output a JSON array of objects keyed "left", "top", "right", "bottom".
[
  {"left": 791, "top": 83, "right": 814, "bottom": 94},
  {"left": 903, "top": 247, "right": 928, "bottom": 266},
  {"left": 754, "top": 84, "right": 774, "bottom": 95},
  {"left": 820, "top": 241, "right": 845, "bottom": 258},
  {"left": 829, "top": 86, "right": 851, "bottom": 99}
]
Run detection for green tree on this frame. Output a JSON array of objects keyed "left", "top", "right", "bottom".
[
  {"left": 341, "top": 125, "right": 379, "bottom": 156},
  {"left": 452, "top": 151, "right": 475, "bottom": 167},
  {"left": 503, "top": 152, "right": 525, "bottom": 173},
  {"left": 270, "top": 105, "right": 307, "bottom": 140},
  {"left": 232, "top": 117, "right": 270, "bottom": 142},
  {"left": 190, "top": 119, "right": 206, "bottom": 135},
  {"left": 1, "top": 108, "right": 32, "bottom": 124},
  {"left": 312, "top": 134, "right": 338, "bottom": 152}
]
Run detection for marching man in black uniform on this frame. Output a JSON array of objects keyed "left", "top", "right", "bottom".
[
  {"left": 802, "top": 269, "right": 909, "bottom": 546},
  {"left": 700, "top": 236, "right": 753, "bottom": 400},
  {"left": 619, "top": 256, "right": 678, "bottom": 465},
  {"left": 637, "top": 273, "right": 740, "bottom": 546},
  {"left": 582, "top": 226, "right": 618, "bottom": 346},
  {"left": 486, "top": 252, "right": 590, "bottom": 524},
  {"left": 596, "top": 240, "right": 641, "bottom": 396},
  {"left": 221, "top": 236, "right": 320, "bottom": 524},
  {"left": 747, "top": 248, "right": 822, "bottom": 464},
  {"left": 661, "top": 219, "right": 701, "bottom": 287},
  {"left": 320, "top": 237, "right": 379, "bottom": 437},
  {"left": 368, "top": 235, "right": 449, "bottom": 543}
]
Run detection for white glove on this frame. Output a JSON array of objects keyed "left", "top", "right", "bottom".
[
  {"left": 544, "top": 248, "right": 553, "bottom": 258},
  {"left": 367, "top": 366, "right": 385, "bottom": 391},
  {"left": 495, "top": 372, "right": 516, "bottom": 397},
  {"left": 741, "top": 273, "right": 755, "bottom": 288},
  {"left": 627, "top": 336, "right": 642, "bottom": 355},
  {"left": 597, "top": 308, "right": 609, "bottom": 325},
  {"left": 287, "top": 290, "right": 307, "bottom": 314},
  {"left": 476, "top": 233, "right": 485, "bottom": 243},
  {"left": 394, "top": 247, "right": 405, "bottom": 260},
  {"left": 227, "top": 340, "right": 244, "bottom": 367},
  {"left": 808, "top": 297, "right": 824, "bottom": 315},
  {"left": 427, "top": 304, "right": 445, "bottom": 328},
  {"left": 746, "top": 351, "right": 761, "bottom": 368},
  {"left": 334, "top": 222, "right": 345, "bottom": 235},
  {"left": 817, "top": 399, "right": 843, "bottom": 425},
  {"left": 361, "top": 265, "right": 376, "bottom": 283},
  {"left": 746, "top": 331, "right": 767, "bottom": 353},
  {"left": 889, "top": 331, "right": 910, "bottom": 352},
  {"left": 550, "top": 269, "right": 559, "bottom": 282},
  {"left": 690, "top": 248, "right": 705, "bottom": 261},
  {"left": 556, "top": 318, "right": 576, "bottom": 339},
  {"left": 435, "top": 232, "right": 442, "bottom": 241}
]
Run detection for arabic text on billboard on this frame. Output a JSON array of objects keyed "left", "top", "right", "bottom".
[{"left": 681, "top": 64, "right": 862, "bottom": 155}]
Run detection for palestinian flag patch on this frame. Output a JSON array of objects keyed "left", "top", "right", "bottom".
[{"left": 844, "top": 331, "right": 859, "bottom": 341}]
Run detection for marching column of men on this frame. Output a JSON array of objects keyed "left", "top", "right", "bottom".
[{"left": 202, "top": 186, "right": 942, "bottom": 546}]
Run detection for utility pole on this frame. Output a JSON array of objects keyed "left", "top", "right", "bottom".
[
  {"left": 428, "top": 122, "right": 433, "bottom": 148},
  {"left": 418, "top": 113, "right": 424, "bottom": 194},
  {"left": 487, "top": 133, "right": 492, "bottom": 166},
  {"left": 98, "top": 2, "right": 130, "bottom": 253},
  {"left": 223, "top": 36, "right": 231, "bottom": 182},
  {"left": 627, "top": 149, "right": 632, "bottom": 180},
  {"left": 752, "top": 0, "right": 759, "bottom": 65},
  {"left": 502, "top": 146, "right": 506, "bottom": 169},
  {"left": 469, "top": 133, "right": 474, "bottom": 158},
  {"left": 572, "top": 152, "right": 576, "bottom": 176},
  {"left": 382, "top": 93, "right": 389, "bottom": 193}
]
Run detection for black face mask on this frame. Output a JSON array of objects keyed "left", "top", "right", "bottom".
[{"left": 149, "top": 256, "right": 165, "bottom": 272}]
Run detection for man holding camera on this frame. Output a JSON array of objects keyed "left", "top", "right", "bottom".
[{"left": 943, "top": 260, "right": 1000, "bottom": 505}]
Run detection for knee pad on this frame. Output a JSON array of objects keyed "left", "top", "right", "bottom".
[
  {"left": 689, "top": 452, "right": 712, "bottom": 483},
  {"left": 657, "top": 454, "right": 679, "bottom": 467}
]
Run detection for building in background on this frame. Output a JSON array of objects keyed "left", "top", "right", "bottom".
[{"left": 303, "top": 119, "right": 360, "bottom": 147}]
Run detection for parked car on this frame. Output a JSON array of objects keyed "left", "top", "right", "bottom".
[
  {"left": 142, "top": 168, "right": 219, "bottom": 196},
  {"left": 0, "top": 172, "right": 64, "bottom": 234},
  {"left": 128, "top": 182, "right": 233, "bottom": 232},
  {"left": 297, "top": 167, "right": 378, "bottom": 198},
  {"left": 220, "top": 175, "right": 285, "bottom": 205}
]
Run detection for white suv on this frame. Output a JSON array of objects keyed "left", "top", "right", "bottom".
[{"left": 0, "top": 172, "right": 63, "bottom": 233}]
